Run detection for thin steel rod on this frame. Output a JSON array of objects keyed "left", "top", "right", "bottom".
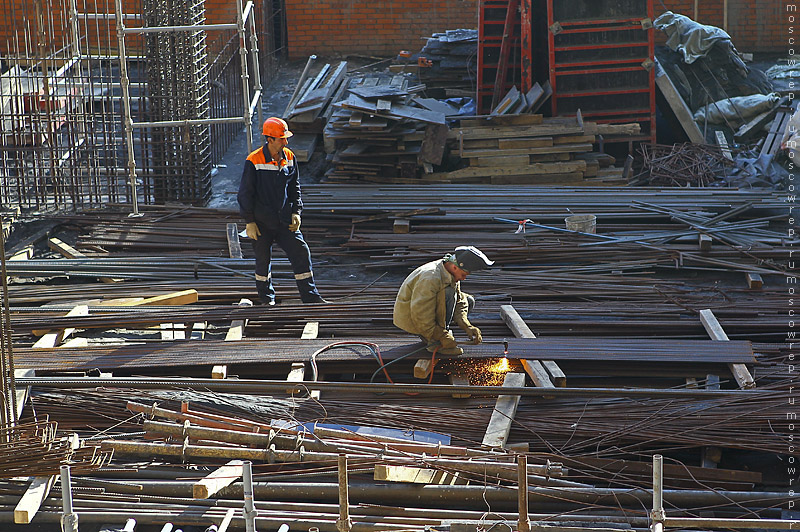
[{"left": 15, "top": 377, "right": 773, "bottom": 398}]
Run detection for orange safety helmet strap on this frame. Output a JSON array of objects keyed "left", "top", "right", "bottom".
[{"left": 263, "top": 117, "right": 293, "bottom": 138}]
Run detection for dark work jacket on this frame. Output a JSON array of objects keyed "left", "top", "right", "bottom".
[{"left": 237, "top": 145, "right": 302, "bottom": 228}]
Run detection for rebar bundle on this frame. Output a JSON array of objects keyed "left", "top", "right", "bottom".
[
  {"left": 639, "top": 143, "right": 735, "bottom": 186},
  {"left": 143, "top": 0, "right": 213, "bottom": 204},
  {"left": 0, "top": 419, "right": 111, "bottom": 477}
]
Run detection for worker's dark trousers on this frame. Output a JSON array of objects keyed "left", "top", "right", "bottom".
[
  {"left": 444, "top": 287, "right": 475, "bottom": 328},
  {"left": 251, "top": 224, "right": 321, "bottom": 304}
]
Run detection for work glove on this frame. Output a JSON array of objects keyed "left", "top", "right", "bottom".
[
  {"left": 289, "top": 213, "right": 301, "bottom": 232},
  {"left": 464, "top": 325, "right": 482, "bottom": 345},
  {"left": 245, "top": 222, "right": 260, "bottom": 240}
]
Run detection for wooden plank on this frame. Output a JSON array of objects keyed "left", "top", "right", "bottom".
[
  {"left": 139, "top": 289, "right": 198, "bottom": 306},
  {"left": 481, "top": 372, "right": 526, "bottom": 449},
  {"left": 699, "top": 309, "right": 755, "bottom": 389},
  {"left": 455, "top": 124, "right": 585, "bottom": 140},
  {"left": 286, "top": 362, "right": 306, "bottom": 390},
  {"left": 374, "top": 464, "right": 459, "bottom": 485},
  {"left": 500, "top": 304, "right": 565, "bottom": 386},
  {"left": 193, "top": 460, "right": 244, "bottom": 499},
  {"left": 414, "top": 358, "right": 434, "bottom": 379},
  {"left": 699, "top": 233, "right": 712, "bottom": 251},
  {"left": 520, "top": 359, "right": 554, "bottom": 389},
  {"left": 440, "top": 160, "right": 586, "bottom": 179},
  {"left": 14, "top": 368, "right": 35, "bottom": 419},
  {"left": 496, "top": 137, "right": 553, "bottom": 149},
  {"left": 734, "top": 96, "right": 788, "bottom": 142},
  {"left": 393, "top": 219, "right": 410, "bottom": 234},
  {"left": 301, "top": 321, "right": 320, "bottom": 399},
  {"left": 655, "top": 62, "right": 705, "bottom": 143},
  {"left": 190, "top": 322, "right": 206, "bottom": 340},
  {"left": 32, "top": 304, "right": 88, "bottom": 345},
  {"left": 464, "top": 142, "right": 593, "bottom": 158},
  {"left": 212, "top": 365, "right": 227, "bottom": 379},
  {"left": 14, "top": 475, "right": 56, "bottom": 523},
  {"left": 226, "top": 223, "right": 243, "bottom": 259},
  {"left": 418, "top": 123, "right": 448, "bottom": 165},
  {"left": 715, "top": 131, "right": 733, "bottom": 160},
  {"left": 459, "top": 114, "right": 543, "bottom": 127},
  {"left": 521, "top": 82, "right": 544, "bottom": 113},
  {"left": 160, "top": 323, "right": 186, "bottom": 340},
  {"left": 225, "top": 298, "right": 253, "bottom": 342},
  {"left": 301, "top": 321, "right": 319, "bottom": 339}
]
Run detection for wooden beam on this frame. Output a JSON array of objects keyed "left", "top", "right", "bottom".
[
  {"left": 226, "top": 223, "right": 244, "bottom": 259},
  {"left": 14, "top": 475, "right": 56, "bottom": 523},
  {"left": 414, "top": 358, "right": 434, "bottom": 379},
  {"left": 482, "top": 372, "right": 526, "bottom": 449},
  {"left": 225, "top": 298, "right": 253, "bottom": 341},
  {"left": 655, "top": 62, "right": 706, "bottom": 143},
  {"left": 699, "top": 309, "right": 755, "bottom": 389},
  {"left": 715, "top": 131, "right": 733, "bottom": 160},
  {"left": 500, "top": 304, "right": 565, "bottom": 386},
  {"left": 746, "top": 273, "right": 763, "bottom": 289},
  {"left": 301, "top": 321, "right": 319, "bottom": 339},
  {"left": 449, "top": 374, "right": 471, "bottom": 398},
  {"left": 698, "top": 233, "right": 712, "bottom": 251},
  {"left": 193, "top": 459, "right": 244, "bottom": 499},
  {"left": 301, "top": 321, "right": 320, "bottom": 399},
  {"left": 393, "top": 218, "right": 410, "bottom": 234},
  {"left": 212, "top": 365, "right": 228, "bottom": 379},
  {"left": 14, "top": 368, "right": 35, "bottom": 419},
  {"left": 140, "top": 289, "right": 198, "bottom": 306},
  {"left": 32, "top": 304, "right": 89, "bottom": 345},
  {"left": 374, "top": 464, "right": 459, "bottom": 485}
]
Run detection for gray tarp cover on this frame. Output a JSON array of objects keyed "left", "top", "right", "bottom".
[{"left": 654, "top": 11, "right": 734, "bottom": 64}]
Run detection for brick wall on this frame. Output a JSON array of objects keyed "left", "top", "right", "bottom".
[
  {"left": 657, "top": 0, "right": 785, "bottom": 53},
  {"left": 282, "top": 0, "right": 479, "bottom": 58},
  {"left": 0, "top": 0, "right": 787, "bottom": 59}
]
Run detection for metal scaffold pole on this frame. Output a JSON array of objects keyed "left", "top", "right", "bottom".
[{"left": 114, "top": 0, "right": 141, "bottom": 216}]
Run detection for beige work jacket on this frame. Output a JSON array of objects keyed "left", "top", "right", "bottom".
[{"left": 392, "top": 259, "right": 469, "bottom": 341}]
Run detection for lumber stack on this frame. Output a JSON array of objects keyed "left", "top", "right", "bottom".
[
  {"left": 389, "top": 29, "right": 478, "bottom": 98},
  {"left": 432, "top": 113, "right": 635, "bottom": 185},
  {"left": 284, "top": 61, "right": 348, "bottom": 135},
  {"left": 323, "top": 73, "right": 449, "bottom": 182}
]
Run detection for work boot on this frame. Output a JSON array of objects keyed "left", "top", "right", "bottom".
[
  {"left": 302, "top": 294, "right": 329, "bottom": 304},
  {"left": 256, "top": 279, "right": 275, "bottom": 306}
]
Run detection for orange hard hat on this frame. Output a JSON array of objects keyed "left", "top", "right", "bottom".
[{"left": 263, "top": 117, "right": 293, "bottom": 138}]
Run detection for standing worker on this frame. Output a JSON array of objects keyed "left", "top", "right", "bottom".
[
  {"left": 238, "top": 117, "right": 327, "bottom": 305},
  {"left": 393, "top": 246, "right": 493, "bottom": 355}
]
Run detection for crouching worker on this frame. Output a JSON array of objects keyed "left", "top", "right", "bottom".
[{"left": 393, "top": 246, "right": 494, "bottom": 355}]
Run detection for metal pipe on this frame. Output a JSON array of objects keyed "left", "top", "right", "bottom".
[
  {"left": 123, "top": 23, "right": 237, "bottom": 33},
  {"left": 16, "top": 376, "right": 773, "bottom": 399},
  {"left": 337, "top": 454, "right": 352, "bottom": 532},
  {"left": 517, "top": 455, "right": 530, "bottom": 532},
  {"left": 284, "top": 55, "right": 318, "bottom": 117},
  {"left": 131, "top": 117, "right": 247, "bottom": 128},
  {"left": 113, "top": 0, "right": 139, "bottom": 216},
  {"left": 651, "top": 455, "right": 664, "bottom": 532},
  {"left": 243, "top": 461, "right": 257, "bottom": 532},
  {"left": 235, "top": 0, "right": 253, "bottom": 153},
  {"left": 663, "top": 517, "right": 800, "bottom": 529},
  {"left": 60, "top": 465, "right": 78, "bottom": 532}
]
